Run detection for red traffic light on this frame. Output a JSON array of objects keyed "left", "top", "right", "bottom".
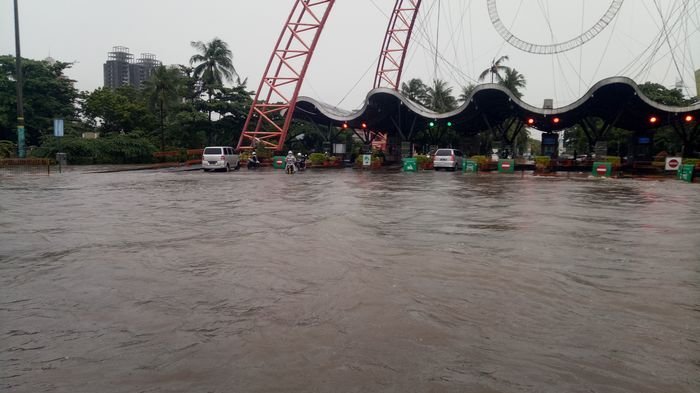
[
  {"left": 527, "top": 118, "right": 535, "bottom": 125},
  {"left": 685, "top": 115, "right": 694, "bottom": 123},
  {"left": 649, "top": 116, "right": 658, "bottom": 124},
  {"left": 361, "top": 122, "right": 367, "bottom": 129},
  {"left": 342, "top": 123, "right": 348, "bottom": 129},
  {"left": 553, "top": 117, "right": 560, "bottom": 124}
]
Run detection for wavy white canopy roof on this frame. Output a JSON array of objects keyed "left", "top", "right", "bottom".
[{"left": 294, "top": 77, "right": 699, "bottom": 134}]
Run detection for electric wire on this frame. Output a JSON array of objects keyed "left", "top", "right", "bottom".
[
  {"left": 652, "top": 0, "right": 687, "bottom": 94},
  {"left": 591, "top": 5, "right": 622, "bottom": 85},
  {"left": 629, "top": 0, "right": 693, "bottom": 82},
  {"left": 434, "top": 0, "right": 441, "bottom": 82},
  {"left": 335, "top": 54, "right": 382, "bottom": 108},
  {"left": 579, "top": 0, "right": 585, "bottom": 96}
]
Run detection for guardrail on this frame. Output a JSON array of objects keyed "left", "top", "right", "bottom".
[
  {"left": 152, "top": 149, "right": 204, "bottom": 166},
  {"left": 0, "top": 158, "right": 52, "bottom": 176}
]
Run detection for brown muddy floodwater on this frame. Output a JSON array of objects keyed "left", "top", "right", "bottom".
[{"left": 1, "top": 167, "right": 699, "bottom": 392}]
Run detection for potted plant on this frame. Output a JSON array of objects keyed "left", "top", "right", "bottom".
[
  {"left": 470, "top": 155, "right": 488, "bottom": 170},
  {"left": 309, "top": 152, "right": 327, "bottom": 167},
  {"left": 415, "top": 154, "right": 433, "bottom": 170},
  {"left": 605, "top": 156, "right": 621, "bottom": 170},
  {"left": 683, "top": 158, "right": 699, "bottom": 169},
  {"left": 535, "top": 156, "right": 552, "bottom": 173}
]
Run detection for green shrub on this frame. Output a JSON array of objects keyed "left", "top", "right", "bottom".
[
  {"left": 255, "top": 144, "right": 273, "bottom": 159},
  {"left": 31, "top": 135, "right": 157, "bottom": 164},
  {"left": 309, "top": 152, "right": 327, "bottom": 165},
  {"left": 0, "top": 140, "right": 15, "bottom": 158}
]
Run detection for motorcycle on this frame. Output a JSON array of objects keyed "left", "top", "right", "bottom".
[
  {"left": 296, "top": 156, "right": 306, "bottom": 171},
  {"left": 247, "top": 156, "right": 261, "bottom": 169},
  {"left": 285, "top": 163, "right": 296, "bottom": 174}
]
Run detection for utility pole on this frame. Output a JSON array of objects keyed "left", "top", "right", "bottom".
[{"left": 14, "top": 0, "right": 25, "bottom": 158}]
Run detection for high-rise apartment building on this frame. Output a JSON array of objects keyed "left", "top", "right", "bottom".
[
  {"left": 130, "top": 53, "right": 161, "bottom": 88},
  {"left": 103, "top": 46, "right": 161, "bottom": 89},
  {"left": 103, "top": 46, "right": 133, "bottom": 89}
]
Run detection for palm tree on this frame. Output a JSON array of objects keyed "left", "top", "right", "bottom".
[
  {"left": 478, "top": 55, "right": 509, "bottom": 83},
  {"left": 425, "top": 79, "right": 457, "bottom": 113},
  {"left": 499, "top": 68, "right": 526, "bottom": 98},
  {"left": 190, "top": 38, "right": 238, "bottom": 98},
  {"left": 400, "top": 78, "right": 429, "bottom": 106},
  {"left": 190, "top": 38, "right": 238, "bottom": 144},
  {"left": 144, "top": 66, "right": 183, "bottom": 151},
  {"left": 458, "top": 83, "right": 477, "bottom": 104}
]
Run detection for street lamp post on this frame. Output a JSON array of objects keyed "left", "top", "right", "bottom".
[{"left": 14, "top": 0, "right": 25, "bottom": 158}]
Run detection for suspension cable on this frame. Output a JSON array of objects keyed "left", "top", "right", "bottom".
[
  {"left": 434, "top": 0, "right": 441, "bottom": 82},
  {"left": 653, "top": 0, "right": 687, "bottom": 94}
]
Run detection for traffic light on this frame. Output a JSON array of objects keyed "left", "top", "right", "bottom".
[
  {"left": 447, "top": 121, "right": 452, "bottom": 127},
  {"left": 429, "top": 121, "right": 435, "bottom": 128}
]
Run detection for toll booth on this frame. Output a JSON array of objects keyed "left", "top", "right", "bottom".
[
  {"left": 628, "top": 132, "right": 654, "bottom": 162},
  {"left": 541, "top": 133, "right": 559, "bottom": 158}
]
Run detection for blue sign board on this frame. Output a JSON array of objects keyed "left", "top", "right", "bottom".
[
  {"left": 54, "top": 119, "right": 64, "bottom": 137},
  {"left": 542, "top": 134, "right": 557, "bottom": 145}
]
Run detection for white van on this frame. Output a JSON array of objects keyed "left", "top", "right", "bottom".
[
  {"left": 201, "top": 146, "right": 240, "bottom": 172},
  {"left": 433, "top": 148, "right": 464, "bottom": 171}
]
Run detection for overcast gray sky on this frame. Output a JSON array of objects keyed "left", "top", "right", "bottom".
[{"left": 2, "top": 0, "right": 699, "bottom": 110}]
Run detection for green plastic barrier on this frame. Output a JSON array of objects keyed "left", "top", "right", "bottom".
[
  {"left": 272, "top": 156, "right": 286, "bottom": 169},
  {"left": 498, "top": 159, "right": 515, "bottom": 173},
  {"left": 592, "top": 161, "right": 612, "bottom": 177},
  {"left": 463, "top": 159, "right": 478, "bottom": 173},
  {"left": 679, "top": 164, "right": 694, "bottom": 183},
  {"left": 402, "top": 157, "right": 417, "bottom": 172}
]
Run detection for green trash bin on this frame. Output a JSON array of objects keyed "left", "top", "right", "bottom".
[
  {"left": 402, "top": 157, "right": 417, "bottom": 172},
  {"left": 592, "top": 161, "right": 612, "bottom": 177},
  {"left": 463, "top": 159, "right": 478, "bottom": 173},
  {"left": 679, "top": 164, "right": 694, "bottom": 183},
  {"left": 498, "top": 159, "right": 515, "bottom": 173},
  {"left": 272, "top": 156, "right": 286, "bottom": 169}
]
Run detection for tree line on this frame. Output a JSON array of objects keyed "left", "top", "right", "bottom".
[
  {"left": 0, "top": 38, "right": 252, "bottom": 162},
  {"left": 1, "top": 42, "right": 698, "bottom": 162}
]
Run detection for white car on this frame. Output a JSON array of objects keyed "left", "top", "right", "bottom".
[
  {"left": 201, "top": 146, "right": 240, "bottom": 172},
  {"left": 433, "top": 148, "right": 464, "bottom": 171}
]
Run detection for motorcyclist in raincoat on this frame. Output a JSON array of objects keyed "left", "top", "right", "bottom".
[
  {"left": 247, "top": 151, "right": 261, "bottom": 169},
  {"left": 285, "top": 150, "right": 297, "bottom": 174}
]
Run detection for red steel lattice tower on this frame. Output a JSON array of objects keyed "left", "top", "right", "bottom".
[
  {"left": 237, "top": 0, "right": 336, "bottom": 151},
  {"left": 374, "top": 0, "right": 422, "bottom": 90},
  {"left": 237, "top": 0, "right": 424, "bottom": 151}
]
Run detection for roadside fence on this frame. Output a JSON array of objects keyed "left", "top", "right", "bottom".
[{"left": 0, "top": 158, "right": 52, "bottom": 176}]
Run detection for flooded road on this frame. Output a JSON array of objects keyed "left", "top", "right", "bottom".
[{"left": 1, "top": 167, "right": 699, "bottom": 392}]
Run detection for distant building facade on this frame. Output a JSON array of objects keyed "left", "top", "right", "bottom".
[{"left": 103, "top": 46, "right": 161, "bottom": 89}]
